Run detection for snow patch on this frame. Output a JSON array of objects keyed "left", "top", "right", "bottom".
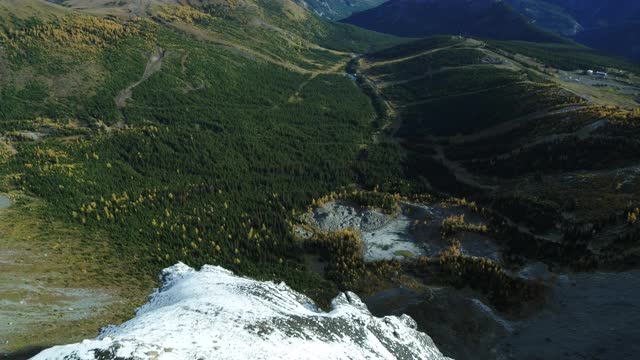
[{"left": 33, "top": 263, "right": 451, "bottom": 360}]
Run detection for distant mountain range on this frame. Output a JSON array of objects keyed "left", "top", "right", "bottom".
[
  {"left": 545, "top": 0, "right": 640, "bottom": 28},
  {"left": 343, "top": 0, "right": 564, "bottom": 43},
  {"left": 527, "top": 0, "right": 640, "bottom": 60},
  {"left": 342, "top": 0, "right": 640, "bottom": 60},
  {"left": 507, "top": 0, "right": 583, "bottom": 36}
]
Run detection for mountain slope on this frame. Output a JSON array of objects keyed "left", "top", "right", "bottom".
[
  {"left": 506, "top": 0, "right": 640, "bottom": 60},
  {"left": 545, "top": 0, "right": 640, "bottom": 28},
  {"left": 298, "top": 0, "right": 388, "bottom": 20},
  {"left": 33, "top": 263, "right": 451, "bottom": 360},
  {"left": 575, "top": 22, "right": 640, "bottom": 61},
  {"left": 343, "top": 0, "right": 564, "bottom": 42},
  {"left": 552, "top": 0, "right": 640, "bottom": 61},
  {"left": 0, "top": 0, "right": 406, "bottom": 355},
  {"left": 49, "top": 0, "right": 389, "bottom": 21},
  {"left": 507, "top": 0, "right": 582, "bottom": 36},
  {"left": 3, "top": 2, "right": 640, "bottom": 359},
  {"left": 352, "top": 35, "right": 640, "bottom": 270}
]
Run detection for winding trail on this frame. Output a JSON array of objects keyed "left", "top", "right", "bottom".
[
  {"left": 115, "top": 45, "right": 166, "bottom": 110},
  {"left": 432, "top": 143, "right": 498, "bottom": 191},
  {"left": 287, "top": 60, "right": 350, "bottom": 102},
  {"left": 364, "top": 38, "right": 482, "bottom": 67},
  {"left": 131, "top": 0, "right": 152, "bottom": 17},
  {"left": 113, "top": 45, "right": 166, "bottom": 127},
  {"left": 366, "top": 45, "right": 459, "bottom": 67},
  {"left": 168, "top": 21, "right": 316, "bottom": 75},
  {"left": 445, "top": 105, "right": 587, "bottom": 145}
]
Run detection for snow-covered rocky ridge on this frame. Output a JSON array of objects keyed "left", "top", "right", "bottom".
[{"left": 33, "top": 263, "right": 451, "bottom": 360}]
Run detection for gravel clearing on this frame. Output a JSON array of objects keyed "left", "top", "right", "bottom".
[{"left": 306, "top": 201, "right": 497, "bottom": 262}]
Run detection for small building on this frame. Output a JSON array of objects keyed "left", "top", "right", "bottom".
[
  {"left": 595, "top": 71, "right": 608, "bottom": 78},
  {"left": 586, "top": 70, "right": 594, "bottom": 76}
]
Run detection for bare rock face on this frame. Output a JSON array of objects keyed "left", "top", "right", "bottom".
[
  {"left": 33, "top": 263, "right": 451, "bottom": 360},
  {"left": 306, "top": 201, "right": 389, "bottom": 233}
]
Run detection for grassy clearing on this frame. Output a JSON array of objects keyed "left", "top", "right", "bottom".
[{"left": 0, "top": 192, "right": 153, "bottom": 354}]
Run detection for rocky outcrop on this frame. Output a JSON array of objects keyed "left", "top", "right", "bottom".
[
  {"left": 306, "top": 201, "right": 390, "bottom": 233},
  {"left": 33, "top": 263, "right": 451, "bottom": 360}
]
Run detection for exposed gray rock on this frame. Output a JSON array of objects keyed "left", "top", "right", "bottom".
[
  {"left": 33, "top": 263, "right": 452, "bottom": 360},
  {"left": 306, "top": 201, "right": 389, "bottom": 233}
]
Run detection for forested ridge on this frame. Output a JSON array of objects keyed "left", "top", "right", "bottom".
[
  {"left": 2, "top": 1, "right": 640, "bottom": 357},
  {"left": 0, "top": 1, "right": 411, "bottom": 309}
]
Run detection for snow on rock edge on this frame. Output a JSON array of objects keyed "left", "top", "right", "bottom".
[{"left": 33, "top": 263, "right": 451, "bottom": 360}]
